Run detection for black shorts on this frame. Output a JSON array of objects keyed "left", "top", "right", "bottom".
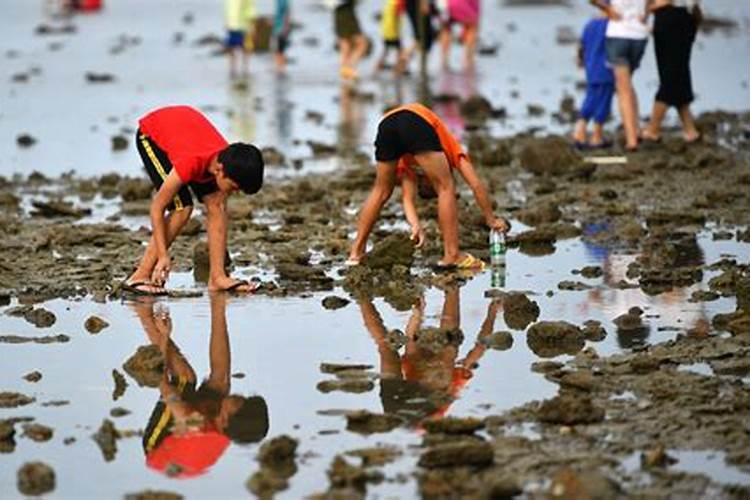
[
  {"left": 384, "top": 39, "right": 401, "bottom": 49},
  {"left": 334, "top": 3, "right": 361, "bottom": 39},
  {"left": 135, "top": 129, "right": 218, "bottom": 211},
  {"left": 374, "top": 110, "right": 442, "bottom": 162}
]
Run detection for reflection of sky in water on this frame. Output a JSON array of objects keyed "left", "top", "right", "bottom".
[{"left": 622, "top": 450, "right": 750, "bottom": 487}]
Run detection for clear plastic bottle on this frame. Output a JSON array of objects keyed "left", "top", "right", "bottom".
[{"left": 489, "top": 230, "right": 506, "bottom": 288}]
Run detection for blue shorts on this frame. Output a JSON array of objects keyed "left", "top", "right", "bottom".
[
  {"left": 226, "top": 30, "right": 246, "bottom": 49},
  {"left": 580, "top": 82, "right": 615, "bottom": 124},
  {"left": 605, "top": 37, "right": 648, "bottom": 72}
]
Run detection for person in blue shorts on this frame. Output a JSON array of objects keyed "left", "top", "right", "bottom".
[
  {"left": 572, "top": 11, "right": 615, "bottom": 150},
  {"left": 225, "top": 0, "right": 255, "bottom": 77}
]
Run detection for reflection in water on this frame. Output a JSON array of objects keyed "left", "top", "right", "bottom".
[
  {"left": 358, "top": 286, "right": 499, "bottom": 427},
  {"left": 131, "top": 294, "right": 268, "bottom": 478},
  {"left": 337, "top": 83, "right": 366, "bottom": 156},
  {"left": 227, "top": 81, "right": 257, "bottom": 142},
  {"left": 272, "top": 73, "right": 293, "bottom": 150},
  {"left": 582, "top": 223, "right": 709, "bottom": 349},
  {"left": 432, "top": 69, "right": 479, "bottom": 137}
]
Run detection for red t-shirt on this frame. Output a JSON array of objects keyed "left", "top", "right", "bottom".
[{"left": 138, "top": 106, "right": 228, "bottom": 185}]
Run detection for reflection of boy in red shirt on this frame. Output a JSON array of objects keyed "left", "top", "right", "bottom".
[
  {"left": 358, "top": 286, "right": 501, "bottom": 425},
  {"left": 133, "top": 294, "right": 268, "bottom": 477}
]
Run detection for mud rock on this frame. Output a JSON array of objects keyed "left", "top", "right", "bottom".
[
  {"left": 321, "top": 363, "right": 374, "bottom": 374},
  {"left": 123, "top": 345, "right": 164, "bottom": 387},
  {"left": 22, "top": 423, "right": 53, "bottom": 442},
  {"left": 317, "top": 379, "right": 374, "bottom": 394},
  {"left": 482, "top": 330, "right": 514, "bottom": 350},
  {"left": 503, "top": 293, "right": 540, "bottom": 330},
  {"left": 23, "top": 371, "right": 42, "bottom": 382},
  {"left": 112, "top": 369, "right": 128, "bottom": 401},
  {"left": 111, "top": 134, "right": 128, "bottom": 151},
  {"left": 516, "top": 203, "right": 562, "bottom": 226},
  {"left": 613, "top": 307, "right": 646, "bottom": 333},
  {"left": 17, "top": 462, "right": 55, "bottom": 496},
  {"left": 363, "top": 233, "right": 414, "bottom": 270},
  {"left": 527, "top": 321, "right": 585, "bottom": 358},
  {"left": 537, "top": 395, "right": 604, "bottom": 425},
  {"left": 110, "top": 407, "right": 131, "bottom": 418},
  {"left": 31, "top": 200, "right": 91, "bottom": 218},
  {"left": 328, "top": 455, "right": 384, "bottom": 493},
  {"left": 418, "top": 440, "right": 494, "bottom": 468},
  {"left": 247, "top": 468, "right": 291, "bottom": 498},
  {"left": 92, "top": 419, "right": 118, "bottom": 462},
  {"left": 258, "top": 434, "right": 298, "bottom": 468},
  {"left": 558, "top": 280, "right": 592, "bottom": 291},
  {"left": 558, "top": 370, "right": 597, "bottom": 392},
  {"left": 346, "top": 410, "right": 403, "bottom": 434},
  {"left": 346, "top": 446, "right": 401, "bottom": 467},
  {"left": 16, "top": 133, "right": 37, "bottom": 148},
  {"left": 549, "top": 467, "right": 622, "bottom": 499},
  {"left": 577, "top": 266, "right": 603, "bottom": 279},
  {"left": 582, "top": 320, "right": 607, "bottom": 341},
  {"left": 460, "top": 95, "right": 495, "bottom": 122},
  {"left": 322, "top": 295, "right": 350, "bottom": 310},
  {"left": 0, "top": 419, "right": 15, "bottom": 441},
  {"left": 276, "top": 263, "right": 333, "bottom": 291},
  {"left": 124, "top": 491, "right": 183, "bottom": 500},
  {"left": 0, "top": 392, "right": 35, "bottom": 408},
  {"left": 423, "top": 417, "right": 484, "bottom": 435},
  {"left": 19, "top": 307, "right": 56, "bottom": 328},
  {"left": 519, "top": 136, "right": 587, "bottom": 177},
  {"left": 84, "top": 315, "right": 109, "bottom": 334},
  {"left": 118, "top": 178, "right": 152, "bottom": 201},
  {"left": 641, "top": 444, "right": 677, "bottom": 468}
]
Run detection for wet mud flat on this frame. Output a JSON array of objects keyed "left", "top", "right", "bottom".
[{"left": 1, "top": 108, "right": 750, "bottom": 498}]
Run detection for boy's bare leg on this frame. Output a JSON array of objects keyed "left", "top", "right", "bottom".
[
  {"left": 348, "top": 162, "right": 397, "bottom": 261},
  {"left": 203, "top": 196, "right": 251, "bottom": 292},
  {"left": 463, "top": 25, "right": 477, "bottom": 71},
  {"left": 339, "top": 38, "right": 351, "bottom": 72},
  {"left": 414, "top": 151, "right": 461, "bottom": 264},
  {"left": 590, "top": 122, "right": 605, "bottom": 145},
  {"left": 613, "top": 65, "right": 639, "bottom": 150},
  {"left": 357, "top": 298, "right": 401, "bottom": 378},
  {"left": 439, "top": 286, "right": 460, "bottom": 331},
  {"left": 643, "top": 100, "right": 667, "bottom": 140},
  {"left": 128, "top": 207, "right": 193, "bottom": 291},
  {"left": 348, "top": 34, "right": 368, "bottom": 72}
]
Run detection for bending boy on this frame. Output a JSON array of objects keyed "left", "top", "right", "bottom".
[
  {"left": 125, "top": 105, "right": 264, "bottom": 295},
  {"left": 348, "top": 102, "right": 508, "bottom": 269}
]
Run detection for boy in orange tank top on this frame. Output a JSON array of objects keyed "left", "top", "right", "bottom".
[{"left": 347, "top": 102, "right": 509, "bottom": 269}]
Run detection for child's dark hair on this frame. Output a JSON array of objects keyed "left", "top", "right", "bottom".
[
  {"left": 225, "top": 395, "right": 269, "bottom": 444},
  {"left": 218, "top": 143, "right": 264, "bottom": 195}
]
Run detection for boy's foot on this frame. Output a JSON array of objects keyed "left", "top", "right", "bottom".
[
  {"left": 639, "top": 129, "right": 662, "bottom": 143},
  {"left": 122, "top": 280, "right": 168, "bottom": 297},
  {"left": 684, "top": 131, "right": 702, "bottom": 144},
  {"left": 209, "top": 278, "right": 258, "bottom": 294}
]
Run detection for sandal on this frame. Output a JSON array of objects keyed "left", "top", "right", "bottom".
[
  {"left": 434, "top": 253, "right": 486, "bottom": 272},
  {"left": 121, "top": 280, "right": 168, "bottom": 297},
  {"left": 221, "top": 280, "right": 258, "bottom": 294}
]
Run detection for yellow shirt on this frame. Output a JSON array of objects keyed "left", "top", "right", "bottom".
[
  {"left": 381, "top": 0, "right": 401, "bottom": 41},
  {"left": 225, "top": 0, "right": 255, "bottom": 31}
]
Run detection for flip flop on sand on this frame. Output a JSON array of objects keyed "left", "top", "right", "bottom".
[
  {"left": 121, "top": 280, "right": 168, "bottom": 297},
  {"left": 344, "top": 258, "right": 361, "bottom": 267},
  {"left": 220, "top": 280, "right": 258, "bottom": 294},
  {"left": 433, "top": 253, "right": 486, "bottom": 272}
]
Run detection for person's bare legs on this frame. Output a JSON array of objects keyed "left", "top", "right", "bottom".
[
  {"left": 128, "top": 206, "right": 193, "bottom": 291},
  {"left": 347, "top": 34, "right": 368, "bottom": 75},
  {"left": 348, "top": 162, "right": 397, "bottom": 261},
  {"left": 572, "top": 118, "right": 588, "bottom": 144},
  {"left": 590, "top": 122, "right": 605, "bottom": 146},
  {"left": 678, "top": 104, "right": 700, "bottom": 142},
  {"left": 463, "top": 25, "right": 477, "bottom": 71},
  {"left": 415, "top": 151, "right": 461, "bottom": 264},
  {"left": 203, "top": 196, "right": 250, "bottom": 292},
  {"left": 613, "top": 65, "right": 639, "bottom": 150},
  {"left": 339, "top": 37, "right": 352, "bottom": 76},
  {"left": 358, "top": 298, "right": 402, "bottom": 378},
  {"left": 439, "top": 25, "right": 451, "bottom": 70},
  {"left": 643, "top": 100, "right": 668, "bottom": 140},
  {"left": 228, "top": 49, "right": 238, "bottom": 79}
]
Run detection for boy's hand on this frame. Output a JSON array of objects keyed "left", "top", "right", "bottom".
[
  {"left": 152, "top": 255, "right": 171, "bottom": 286},
  {"left": 410, "top": 224, "right": 426, "bottom": 248},
  {"left": 487, "top": 216, "right": 511, "bottom": 233}
]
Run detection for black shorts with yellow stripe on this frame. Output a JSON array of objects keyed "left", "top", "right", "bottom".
[{"left": 136, "top": 129, "right": 218, "bottom": 211}]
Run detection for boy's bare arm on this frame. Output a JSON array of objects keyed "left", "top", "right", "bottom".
[
  {"left": 150, "top": 170, "right": 184, "bottom": 284},
  {"left": 401, "top": 175, "right": 425, "bottom": 247},
  {"left": 456, "top": 157, "right": 509, "bottom": 232}
]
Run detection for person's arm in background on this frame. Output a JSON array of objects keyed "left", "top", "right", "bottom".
[{"left": 589, "top": 0, "right": 621, "bottom": 20}]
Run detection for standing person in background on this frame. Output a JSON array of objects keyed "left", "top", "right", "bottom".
[
  {"left": 590, "top": 0, "right": 649, "bottom": 152},
  {"left": 439, "top": 0, "right": 480, "bottom": 71},
  {"left": 272, "top": 0, "right": 292, "bottom": 72},
  {"left": 402, "top": 0, "right": 436, "bottom": 70},
  {"left": 334, "top": 0, "right": 368, "bottom": 81},
  {"left": 225, "top": 0, "right": 255, "bottom": 78},
  {"left": 571, "top": 10, "right": 615, "bottom": 149},
  {"left": 640, "top": 0, "right": 702, "bottom": 144},
  {"left": 374, "top": 0, "right": 406, "bottom": 75}
]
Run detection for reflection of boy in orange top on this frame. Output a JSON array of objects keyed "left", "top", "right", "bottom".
[
  {"left": 357, "top": 286, "right": 501, "bottom": 424},
  {"left": 348, "top": 102, "right": 509, "bottom": 269}
]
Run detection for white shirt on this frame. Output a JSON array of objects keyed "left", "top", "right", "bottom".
[{"left": 606, "top": 0, "right": 650, "bottom": 40}]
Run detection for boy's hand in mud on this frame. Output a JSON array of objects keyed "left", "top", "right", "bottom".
[
  {"left": 152, "top": 255, "right": 171, "bottom": 286},
  {"left": 487, "top": 216, "right": 511, "bottom": 233},
  {"left": 410, "top": 224, "right": 426, "bottom": 248}
]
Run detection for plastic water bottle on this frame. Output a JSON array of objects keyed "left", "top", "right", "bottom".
[{"left": 489, "top": 229, "right": 506, "bottom": 288}]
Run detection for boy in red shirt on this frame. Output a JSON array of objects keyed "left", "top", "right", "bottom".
[
  {"left": 124, "top": 105, "right": 264, "bottom": 295},
  {"left": 347, "top": 102, "right": 509, "bottom": 269}
]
